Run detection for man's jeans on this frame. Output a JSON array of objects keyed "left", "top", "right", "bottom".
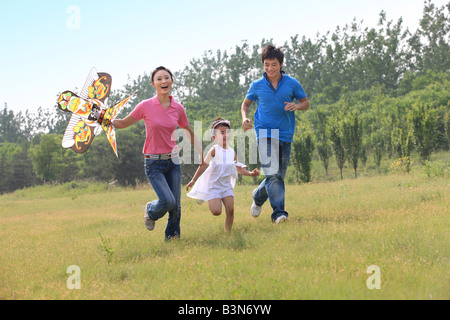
[
  {"left": 253, "top": 138, "right": 291, "bottom": 221},
  {"left": 145, "top": 158, "right": 181, "bottom": 240}
]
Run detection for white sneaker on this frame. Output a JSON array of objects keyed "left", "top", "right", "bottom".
[
  {"left": 142, "top": 202, "right": 155, "bottom": 231},
  {"left": 251, "top": 201, "right": 262, "bottom": 218},
  {"left": 275, "top": 214, "right": 288, "bottom": 224}
]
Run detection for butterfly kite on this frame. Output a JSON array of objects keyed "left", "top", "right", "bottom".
[{"left": 57, "top": 68, "right": 135, "bottom": 158}]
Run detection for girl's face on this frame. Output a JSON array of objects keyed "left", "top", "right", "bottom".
[
  {"left": 213, "top": 125, "right": 231, "bottom": 147},
  {"left": 152, "top": 70, "right": 173, "bottom": 95}
]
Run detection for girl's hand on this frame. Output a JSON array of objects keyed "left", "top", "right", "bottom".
[
  {"left": 186, "top": 180, "right": 195, "bottom": 191},
  {"left": 250, "top": 168, "right": 260, "bottom": 177}
]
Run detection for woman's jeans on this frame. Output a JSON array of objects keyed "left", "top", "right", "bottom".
[
  {"left": 145, "top": 158, "right": 181, "bottom": 240},
  {"left": 253, "top": 138, "right": 291, "bottom": 222}
]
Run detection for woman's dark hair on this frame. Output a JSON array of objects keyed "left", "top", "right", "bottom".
[
  {"left": 261, "top": 44, "right": 284, "bottom": 65},
  {"left": 151, "top": 66, "right": 174, "bottom": 82}
]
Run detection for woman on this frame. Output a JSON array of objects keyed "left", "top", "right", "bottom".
[{"left": 113, "top": 66, "right": 203, "bottom": 240}]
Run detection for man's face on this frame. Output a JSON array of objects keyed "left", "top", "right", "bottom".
[{"left": 264, "top": 58, "right": 283, "bottom": 79}]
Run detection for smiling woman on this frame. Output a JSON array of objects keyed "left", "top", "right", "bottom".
[{"left": 112, "top": 66, "right": 203, "bottom": 240}]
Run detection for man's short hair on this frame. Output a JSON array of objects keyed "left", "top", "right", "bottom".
[{"left": 261, "top": 44, "right": 284, "bottom": 65}]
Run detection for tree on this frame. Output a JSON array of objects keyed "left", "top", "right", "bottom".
[
  {"left": 29, "top": 134, "right": 66, "bottom": 182},
  {"left": 371, "top": 129, "right": 384, "bottom": 172},
  {"left": 292, "top": 124, "right": 315, "bottom": 183},
  {"left": 310, "top": 107, "right": 333, "bottom": 177},
  {"left": 342, "top": 112, "right": 364, "bottom": 178},
  {"left": 0, "top": 104, "right": 25, "bottom": 143},
  {"left": 414, "top": 1, "right": 450, "bottom": 72},
  {"left": 409, "top": 103, "right": 439, "bottom": 162},
  {"left": 328, "top": 117, "right": 346, "bottom": 180},
  {"left": 0, "top": 142, "right": 19, "bottom": 193}
]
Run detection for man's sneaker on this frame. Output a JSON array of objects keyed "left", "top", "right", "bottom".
[
  {"left": 251, "top": 201, "right": 262, "bottom": 218},
  {"left": 251, "top": 188, "right": 262, "bottom": 218},
  {"left": 142, "top": 202, "right": 155, "bottom": 231},
  {"left": 275, "top": 214, "right": 288, "bottom": 224}
]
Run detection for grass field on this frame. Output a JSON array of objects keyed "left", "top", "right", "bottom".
[{"left": 0, "top": 165, "right": 448, "bottom": 300}]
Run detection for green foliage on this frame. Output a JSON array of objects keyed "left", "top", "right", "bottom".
[
  {"left": 328, "top": 116, "right": 346, "bottom": 180},
  {"left": 28, "top": 134, "right": 66, "bottom": 182},
  {"left": 310, "top": 107, "right": 333, "bottom": 176},
  {"left": 422, "top": 159, "right": 449, "bottom": 178},
  {"left": 409, "top": 103, "right": 439, "bottom": 162},
  {"left": 342, "top": 112, "right": 364, "bottom": 178},
  {"left": 292, "top": 122, "right": 315, "bottom": 183}
]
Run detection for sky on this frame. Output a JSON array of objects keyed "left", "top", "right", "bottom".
[{"left": 0, "top": 0, "right": 448, "bottom": 114}]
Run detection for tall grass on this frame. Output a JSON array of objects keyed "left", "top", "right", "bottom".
[{"left": 0, "top": 167, "right": 448, "bottom": 299}]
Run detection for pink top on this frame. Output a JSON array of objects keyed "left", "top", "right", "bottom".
[{"left": 130, "top": 95, "right": 189, "bottom": 154}]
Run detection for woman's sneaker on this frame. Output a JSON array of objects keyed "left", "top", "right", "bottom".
[{"left": 141, "top": 202, "right": 155, "bottom": 231}]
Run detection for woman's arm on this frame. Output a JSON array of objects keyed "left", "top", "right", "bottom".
[
  {"left": 182, "top": 125, "right": 204, "bottom": 164},
  {"left": 112, "top": 115, "right": 138, "bottom": 129}
]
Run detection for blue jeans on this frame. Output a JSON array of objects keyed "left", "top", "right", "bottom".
[
  {"left": 145, "top": 158, "right": 181, "bottom": 240},
  {"left": 253, "top": 138, "right": 291, "bottom": 222}
]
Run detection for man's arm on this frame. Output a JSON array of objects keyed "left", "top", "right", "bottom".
[{"left": 241, "top": 98, "right": 254, "bottom": 131}]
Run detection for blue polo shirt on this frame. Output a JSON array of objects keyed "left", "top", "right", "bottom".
[{"left": 246, "top": 71, "right": 307, "bottom": 143}]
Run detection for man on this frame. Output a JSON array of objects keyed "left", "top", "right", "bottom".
[{"left": 241, "top": 44, "right": 310, "bottom": 224}]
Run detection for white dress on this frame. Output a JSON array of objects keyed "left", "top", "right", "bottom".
[{"left": 187, "top": 145, "right": 246, "bottom": 201}]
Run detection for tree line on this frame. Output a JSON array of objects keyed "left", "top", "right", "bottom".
[{"left": 0, "top": 1, "right": 448, "bottom": 193}]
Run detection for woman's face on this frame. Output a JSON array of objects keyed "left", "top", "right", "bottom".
[{"left": 152, "top": 70, "right": 173, "bottom": 95}]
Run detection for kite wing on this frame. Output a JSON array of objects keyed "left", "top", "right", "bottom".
[
  {"left": 101, "top": 93, "right": 136, "bottom": 157},
  {"left": 57, "top": 90, "right": 98, "bottom": 119},
  {"left": 57, "top": 68, "right": 112, "bottom": 118},
  {"left": 61, "top": 114, "right": 96, "bottom": 153},
  {"left": 79, "top": 67, "right": 112, "bottom": 103}
]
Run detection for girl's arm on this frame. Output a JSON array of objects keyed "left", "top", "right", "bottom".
[
  {"left": 237, "top": 166, "right": 259, "bottom": 177},
  {"left": 235, "top": 154, "right": 259, "bottom": 177},
  {"left": 186, "top": 147, "right": 215, "bottom": 191}
]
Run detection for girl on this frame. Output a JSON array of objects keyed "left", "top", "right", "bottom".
[
  {"left": 113, "top": 66, "right": 203, "bottom": 240},
  {"left": 186, "top": 118, "right": 259, "bottom": 232}
]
